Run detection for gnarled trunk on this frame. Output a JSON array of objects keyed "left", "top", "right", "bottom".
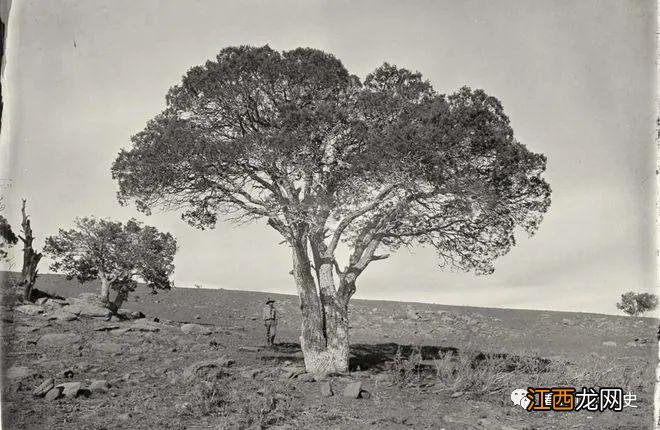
[
  {"left": 18, "top": 200, "right": 42, "bottom": 302},
  {"left": 292, "top": 240, "right": 350, "bottom": 375}
]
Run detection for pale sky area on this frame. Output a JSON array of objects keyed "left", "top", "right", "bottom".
[{"left": 1, "top": 0, "right": 656, "bottom": 315}]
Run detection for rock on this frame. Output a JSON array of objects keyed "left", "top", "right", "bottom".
[
  {"left": 15, "top": 304, "right": 44, "bottom": 316},
  {"left": 47, "top": 309, "right": 79, "bottom": 321},
  {"left": 91, "top": 342, "right": 123, "bottom": 354},
  {"left": 33, "top": 378, "right": 55, "bottom": 397},
  {"left": 602, "top": 341, "right": 617, "bottom": 347},
  {"left": 45, "top": 386, "right": 63, "bottom": 401},
  {"left": 89, "top": 379, "right": 110, "bottom": 394},
  {"left": 238, "top": 346, "right": 261, "bottom": 352},
  {"left": 6, "top": 366, "right": 34, "bottom": 381},
  {"left": 450, "top": 391, "right": 465, "bottom": 398},
  {"left": 118, "top": 413, "right": 132, "bottom": 421},
  {"left": 117, "top": 309, "right": 144, "bottom": 320},
  {"left": 194, "top": 315, "right": 201, "bottom": 320},
  {"left": 58, "top": 368, "right": 75, "bottom": 379},
  {"left": 562, "top": 318, "right": 574, "bottom": 326},
  {"left": 342, "top": 381, "right": 362, "bottom": 399},
  {"left": 129, "top": 319, "right": 161, "bottom": 332},
  {"left": 35, "top": 298, "right": 49, "bottom": 306},
  {"left": 180, "top": 323, "right": 212, "bottom": 335},
  {"left": 37, "top": 333, "right": 82, "bottom": 347},
  {"left": 65, "top": 295, "right": 112, "bottom": 318},
  {"left": 320, "top": 381, "right": 333, "bottom": 397},
  {"left": 56, "top": 381, "right": 82, "bottom": 398},
  {"left": 93, "top": 324, "right": 120, "bottom": 331},
  {"left": 182, "top": 356, "right": 234, "bottom": 382}
]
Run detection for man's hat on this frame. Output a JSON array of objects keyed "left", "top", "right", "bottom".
[{"left": 266, "top": 297, "right": 275, "bottom": 304}]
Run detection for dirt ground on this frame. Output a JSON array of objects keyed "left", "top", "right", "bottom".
[{"left": 1, "top": 273, "right": 657, "bottom": 429}]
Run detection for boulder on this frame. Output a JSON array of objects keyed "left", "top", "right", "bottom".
[
  {"left": 15, "top": 304, "right": 44, "bottom": 316},
  {"left": 32, "top": 378, "right": 55, "bottom": 397},
  {"left": 56, "top": 381, "right": 82, "bottom": 398},
  {"left": 182, "top": 356, "right": 234, "bottom": 382},
  {"left": 37, "top": 333, "right": 82, "bottom": 347},
  {"left": 44, "top": 386, "right": 63, "bottom": 401},
  {"left": 342, "top": 381, "right": 362, "bottom": 399},
  {"left": 320, "top": 381, "right": 333, "bottom": 397},
  {"left": 35, "top": 298, "right": 49, "bottom": 306},
  {"left": 180, "top": 323, "right": 212, "bottom": 335},
  {"left": 65, "top": 294, "right": 112, "bottom": 318}
]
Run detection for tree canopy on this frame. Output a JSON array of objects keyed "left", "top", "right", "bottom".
[
  {"left": 113, "top": 45, "right": 551, "bottom": 286},
  {"left": 44, "top": 217, "right": 177, "bottom": 296},
  {"left": 0, "top": 214, "right": 18, "bottom": 262},
  {"left": 616, "top": 291, "right": 658, "bottom": 317}
]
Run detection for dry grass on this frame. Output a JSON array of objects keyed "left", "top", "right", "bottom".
[
  {"left": 389, "top": 346, "right": 654, "bottom": 398},
  {"left": 187, "top": 373, "right": 298, "bottom": 428}
]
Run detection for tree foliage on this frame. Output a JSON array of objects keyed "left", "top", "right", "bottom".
[
  {"left": 44, "top": 217, "right": 177, "bottom": 297},
  {"left": 616, "top": 291, "right": 658, "bottom": 317},
  {"left": 0, "top": 214, "right": 18, "bottom": 262},
  {"left": 112, "top": 45, "right": 551, "bottom": 286}
]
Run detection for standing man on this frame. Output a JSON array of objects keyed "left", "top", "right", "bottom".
[{"left": 262, "top": 298, "right": 277, "bottom": 347}]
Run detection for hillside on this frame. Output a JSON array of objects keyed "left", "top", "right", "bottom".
[{"left": 1, "top": 271, "right": 657, "bottom": 429}]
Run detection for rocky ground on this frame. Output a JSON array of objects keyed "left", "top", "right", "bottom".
[{"left": 1, "top": 273, "right": 657, "bottom": 429}]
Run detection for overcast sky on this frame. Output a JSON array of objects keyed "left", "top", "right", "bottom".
[{"left": 1, "top": 0, "right": 656, "bottom": 315}]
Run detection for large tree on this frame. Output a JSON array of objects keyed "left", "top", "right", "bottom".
[
  {"left": 616, "top": 291, "right": 658, "bottom": 317},
  {"left": 44, "top": 217, "right": 177, "bottom": 309},
  {"left": 112, "top": 46, "right": 551, "bottom": 374}
]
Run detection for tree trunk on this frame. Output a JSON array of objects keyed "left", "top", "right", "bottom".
[
  {"left": 100, "top": 277, "right": 111, "bottom": 303},
  {"left": 292, "top": 240, "right": 350, "bottom": 374},
  {"left": 18, "top": 200, "right": 42, "bottom": 302}
]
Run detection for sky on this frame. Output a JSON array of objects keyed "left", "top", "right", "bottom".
[{"left": 1, "top": 0, "right": 657, "bottom": 315}]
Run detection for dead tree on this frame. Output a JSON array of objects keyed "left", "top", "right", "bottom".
[{"left": 18, "top": 199, "right": 42, "bottom": 302}]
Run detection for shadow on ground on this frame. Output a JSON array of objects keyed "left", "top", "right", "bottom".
[{"left": 261, "top": 342, "right": 552, "bottom": 373}]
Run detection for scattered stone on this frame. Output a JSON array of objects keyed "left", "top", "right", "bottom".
[
  {"left": 180, "top": 323, "right": 212, "bottom": 335},
  {"left": 6, "top": 366, "right": 34, "bottom": 381},
  {"left": 602, "top": 341, "right": 617, "bottom": 347},
  {"left": 45, "top": 386, "right": 63, "bottom": 401},
  {"left": 93, "top": 324, "right": 120, "bottom": 331},
  {"left": 118, "top": 413, "right": 132, "bottom": 421},
  {"left": 238, "top": 346, "right": 261, "bottom": 352},
  {"left": 57, "top": 382, "right": 82, "bottom": 398},
  {"left": 89, "top": 379, "right": 110, "bottom": 394},
  {"left": 182, "top": 356, "right": 234, "bottom": 382},
  {"left": 450, "top": 391, "right": 465, "bottom": 398},
  {"left": 32, "top": 378, "right": 55, "bottom": 397},
  {"left": 320, "top": 381, "right": 333, "bottom": 397},
  {"left": 58, "top": 368, "right": 75, "bottom": 379},
  {"left": 129, "top": 319, "right": 161, "bottom": 332},
  {"left": 15, "top": 304, "right": 44, "bottom": 316},
  {"left": 561, "top": 318, "right": 574, "bottom": 326},
  {"left": 47, "top": 309, "right": 79, "bottom": 321},
  {"left": 37, "top": 333, "right": 82, "bottom": 347},
  {"left": 194, "top": 315, "right": 201, "bottom": 320},
  {"left": 342, "top": 381, "right": 362, "bottom": 399}
]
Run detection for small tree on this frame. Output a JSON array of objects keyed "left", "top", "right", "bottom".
[
  {"left": 616, "top": 291, "right": 658, "bottom": 317},
  {"left": 44, "top": 217, "right": 177, "bottom": 309},
  {"left": 17, "top": 199, "right": 42, "bottom": 301},
  {"left": 112, "top": 46, "right": 551, "bottom": 373}
]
